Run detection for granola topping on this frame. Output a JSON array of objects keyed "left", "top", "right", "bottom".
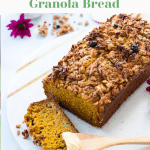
[
  {"left": 16, "top": 124, "right": 21, "bottom": 128},
  {"left": 47, "top": 14, "right": 150, "bottom": 111},
  {"left": 78, "top": 22, "right": 82, "bottom": 25},
  {"left": 22, "top": 129, "right": 29, "bottom": 139},
  {"left": 85, "top": 21, "right": 89, "bottom": 26},
  {"left": 17, "top": 131, "right": 20, "bottom": 136},
  {"left": 56, "top": 23, "right": 74, "bottom": 37},
  {"left": 38, "top": 23, "right": 48, "bottom": 36}
]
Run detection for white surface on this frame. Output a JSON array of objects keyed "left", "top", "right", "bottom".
[
  {"left": 6, "top": 25, "right": 150, "bottom": 150},
  {"left": 24, "top": 13, "right": 42, "bottom": 19},
  {"left": 1, "top": 13, "right": 99, "bottom": 150}
]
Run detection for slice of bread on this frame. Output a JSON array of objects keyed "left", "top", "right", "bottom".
[{"left": 24, "top": 99, "right": 78, "bottom": 150}]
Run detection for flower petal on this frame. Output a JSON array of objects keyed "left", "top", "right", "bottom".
[
  {"left": 14, "top": 29, "right": 20, "bottom": 38},
  {"left": 146, "top": 86, "right": 150, "bottom": 92},
  {"left": 6, "top": 24, "right": 12, "bottom": 29},
  {"left": 28, "top": 23, "right": 34, "bottom": 28},
  {"left": 11, "top": 20, "right": 17, "bottom": 24},
  {"left": 147, "top": 79, "right": 150, "bottom": 85},
  {"left": 25, "top": 19, "right": 32, "bottom": 23},
  {"left": 20, "top": 13, "right": 25, "bottom": 21},
  {"left": 26, "top": 29, "right": 31, "bottom": 37},
  {"left": 10, "top": 31, "right": 15, "bottom": 36},
  {"left": 20, "top": 34, "right": 24, "bottom": 38},
  {"left": 6, "top": 23, "right": 13, "bottom": 28},
  {"left": 21, "top": 30, "right": 27, "bottom": 38}
]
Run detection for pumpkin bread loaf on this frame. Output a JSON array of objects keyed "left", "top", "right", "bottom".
[
  {"left": 43, "top": 14, "right": 150, "bottom": 127},
  {"left": 24, "top": 99, "right": 78, "bottom": 150}
]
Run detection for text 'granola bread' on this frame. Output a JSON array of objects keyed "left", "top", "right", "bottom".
[
  {"left": 43, "top": 14, "right": 150, "bottom": 127},
  {"left": 24, "top": 99, "right": 78, "bottom": 150}
]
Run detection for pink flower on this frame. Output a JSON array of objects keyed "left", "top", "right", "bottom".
[
  {"left": 147, "top": 79, "right": 150, "bottom": 85},
  {"left": 146, "top": 86, "right": 150, "bottom": 92},
  {"left": 146, "top": 79, "right": 150, "bottom": 92},
  {"left": 6, "top": 14, "right": 34, "bottom": 38}
]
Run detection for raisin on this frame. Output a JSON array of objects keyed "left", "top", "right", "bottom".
[
  {"left": 130, "top": 45, "right": 138, "bottom": 53},
  {"left": 90, "top": 41, "right": 97, "bottom": 47},
  {"left": 56, "top": 25, "right": 60, "bottom": 29},
  {"left": 86, "top": 72, "right": 90, "bottom": 76},
  {"left": 113, "top": 24, "right": 118, "bottom": 29}
]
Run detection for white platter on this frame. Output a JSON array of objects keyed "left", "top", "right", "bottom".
[{"left": 7, "top": 30, "right": 150, "bottom": 150}]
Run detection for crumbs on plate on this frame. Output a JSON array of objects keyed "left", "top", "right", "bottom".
[{"left": 38, "top": 14, "right": 89, "bottom": 37}]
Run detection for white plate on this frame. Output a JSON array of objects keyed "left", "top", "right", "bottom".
[{"left": 7, "top": 30, "right": 150, "bottom": 150}]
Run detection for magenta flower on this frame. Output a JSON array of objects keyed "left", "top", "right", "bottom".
[
  {"left": 146, "top": 79, "right": 150, "bottom": 92},
  {"left": 147, "top": 79, "right": 150, "bottom": 85},
  {"left": 6, "top": 14, "right": 34, "bottom": 38}
]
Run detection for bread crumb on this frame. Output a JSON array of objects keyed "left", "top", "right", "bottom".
[
  {"left": 16, "top": 124, "right": 21, "bottom": 128},
  {"left": 85, "top": 21, "right": 89, "bottom": 26},
  {"left": 59, "top": 18, "right": 65, "bottom": 24},
  {"left": 62, "top": 15, "right": 69, "bottom": 21},
  {"left": 53, "top": 15, "right": 60, "bottom": 20},
  {"left": 78, "top": 22, "right": 82, "bottom": 25},
  {"left": 53, "top": 25, "right": 56, "bottom": 29},
  {"left": 53, "top": 20, "right": 57, "bottom": 25},
  {"left": 38, "top": 23, "right": 48, "bottom": 36},
  {"left": 17, "top": 131, "right": 20, "bottom": 136},
  {"left": 59, "top": 16, "right": 69, "bottom": 24},
  {"left": 51, "top": 15, "right": 73, "bottom": 36},
  {"left": 57, "top": 23, "right": 74, "bottom": 37},
  {"left": 51, "top": 29, "right": 56, "bottom": 35},
  {"left": 22, "top": 120, "right": 25, "bottom": 124},
  {"left": 22, "top": 129, "right": 29, "bottom": 139},
  {"left": 70, "top": 14, "right": 73, "bottom": 16}
]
